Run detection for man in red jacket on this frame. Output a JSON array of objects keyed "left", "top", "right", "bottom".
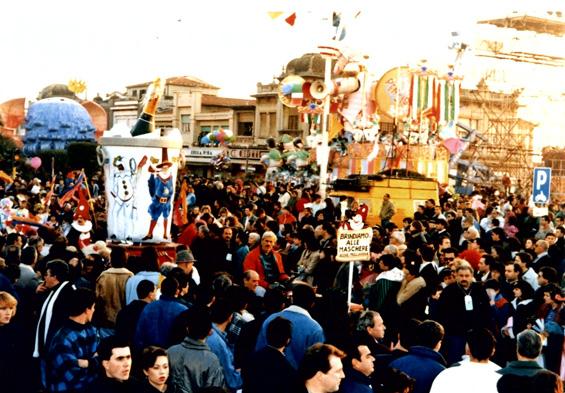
[{"left": 243, "top": 231, "right": 289, "bottom": 289}]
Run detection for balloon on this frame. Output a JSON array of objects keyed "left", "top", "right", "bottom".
[
  {"left": 223, "top": 129, "right": 233, "bottom": 138},
  {"left": 30, "top": 156, "right": 42, "bottom": 169},
  {"left": 208, "top": 132, "right": 216, "bottom": 142},
  {"left": 216, "top": 133, "right": 225, "bottom": 143},
  {"left": 200, "top": 135, "right": 211, "bottom": 145}
]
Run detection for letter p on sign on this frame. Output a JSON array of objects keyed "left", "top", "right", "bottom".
[{"left": 533, "top": 167, "right": 551, "bottom": 204}]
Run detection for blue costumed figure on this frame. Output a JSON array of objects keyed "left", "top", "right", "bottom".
[{"left": 143, "top": 160, "right": 174, "bottom": 240}]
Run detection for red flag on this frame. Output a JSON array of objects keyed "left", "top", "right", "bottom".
[
  {"left": 73, "top": 187, "right": 90, "bottom": 221},
  {"left": 285, "top": 12, "right": 296, "bottom": 26},
  {"left": 58, "top": 174, "right": 84, "bottom": 208},
  {"left": 43, "top": 176, "right": 57, "bottom": 207},
  {"left": 173, "top": 181, "right": 188, "bottom": 227}
]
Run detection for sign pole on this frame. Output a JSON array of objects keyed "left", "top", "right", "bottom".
[{"left": 347, "top": 261, "right": 354, "bottom": 313}]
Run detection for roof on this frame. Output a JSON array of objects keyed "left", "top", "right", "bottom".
[
  {"left": 0, "top": 127, "right": 23, "bottom": 148},
  {"left": 479, "top": 14, "right": 565, "bottom": 36},
  {"left": 126, "top": 76, "right": 220, "bottom": 90},
  {"left": 201, "top": 95, "right": 256, "bottom": 108}
]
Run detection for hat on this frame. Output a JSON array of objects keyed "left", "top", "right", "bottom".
[
  {"left": 156, "top": 161, "right": 173, "bottom": 170},
  {"left": 83, "top": 240, "right": 111, "bottom": 256},
  {"left": 175, "top": 249, "right": 195, "bottom": 263}
]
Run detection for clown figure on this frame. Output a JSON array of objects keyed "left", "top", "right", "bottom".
[{"left": 109, "top": 155, "right": 146, "bottom": 240}]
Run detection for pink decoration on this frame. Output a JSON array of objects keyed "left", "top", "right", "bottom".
[{"left": 30, "top": 156, "right": 42, "bottom": 169}]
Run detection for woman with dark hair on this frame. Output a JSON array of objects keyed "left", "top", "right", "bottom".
[
  {"left": 380, "top": 368, "right": 415, "bottom": 393},
  {"left": 540, "top": 284, "right": 565, "bottom": 374},
  {"left": 406, "top": 220, "right": 428, "bottom": 252},
  {"left": 140, "top": 346, "right": 172, "bottom": 392},
  {"left": 295, "top": 233, "right": 321, "bottom": 285},
  {"left": 319, "top": 198, "right": 338, "bottom": 223},
  {"left": 504, "top": 214, "right": 520, "bottom": 239},
  {"left": 397, "top": 259, "right": 427, "bottom": 321},
  {"left": 510, "top": 280, "right": 535, "bottom": 337}
]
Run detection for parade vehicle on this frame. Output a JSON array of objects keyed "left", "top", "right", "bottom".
[{"left": 330, "top": 171, "right": 439, "bottom": 227}]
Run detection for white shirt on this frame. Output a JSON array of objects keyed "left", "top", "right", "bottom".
[
  {"left": 522, "top": 268, "right": 539, "bottom": 291},
  {"left": 420, "top": 261, "right": 438, "bottom": 273},
  {"left": 430, "top": 359, "right": 501, "bottom": 393}
]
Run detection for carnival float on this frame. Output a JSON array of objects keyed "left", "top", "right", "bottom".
[{"left": 268, "top": 29, "right": 469, "bottom": 225}]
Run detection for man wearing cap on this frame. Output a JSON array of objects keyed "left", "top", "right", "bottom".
[
  {"left": 175, "top": 249, "right": 199, "bottom": 291},
  {"left": 243, "top": 231, "right": 289, "bottom": 289},
  {"left": 143, "top": 160, "right": 174, "bottom": 241}
]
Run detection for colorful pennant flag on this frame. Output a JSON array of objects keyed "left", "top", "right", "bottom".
[
  {"left": 268, "top": 11, "right": 284, "bottom": 19},
  {"left": 73, "top": 187, "right": 91, "bottom": 221},
  {"left": 58, "top": 173, "right": 84, "bottom": 208},
  {"left": 285, "top": 12, "right": 296, "bottom": 26}
]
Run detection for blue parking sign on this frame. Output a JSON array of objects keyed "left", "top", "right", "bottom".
[{"left": 533, "top": 167, "right": 551, "bottom": 204}]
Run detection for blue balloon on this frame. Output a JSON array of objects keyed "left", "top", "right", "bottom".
[
  {"left": 282, "top": 84, "right": 293, "bottom": 95},
  {"left": 200, "top": 135, "right": 211, "bottom": 145}
]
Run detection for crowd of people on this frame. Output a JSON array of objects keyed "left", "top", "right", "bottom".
[{"left": 0, "top": 171, "right": 564, "bottom": 393}]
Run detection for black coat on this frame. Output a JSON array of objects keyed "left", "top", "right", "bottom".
[
  {"left": 114, "top": 300, "right": 148, "bottom": 345},
  {"left": 437, "top": 282, "right": 493, "bottom": 336},
  {"left": 242, "top": 346, "right": 297, "bottom": 393}
]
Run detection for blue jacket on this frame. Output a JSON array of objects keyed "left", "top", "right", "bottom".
[
  {"left": 339, "top": 368, "right": 373, "bottom": 393},
  {"left": 389, "top": 346, "right": 446, "bottom": 393},
  {"left": 46, "top": 319, "right": 99, "bottom": 392},
  {"left": 207, "top": 324, "right": 242, "bottom": 390},
  {"left": 134, "top": 296, "right": 187, "bottom": 350},
  {"left": 125, "top": 271, "right": 161, "bottom": 305},
  {"left": 255, "top": 305, "right": 325, "bottom": 369}
]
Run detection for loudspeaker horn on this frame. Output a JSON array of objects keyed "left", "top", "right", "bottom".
[{"left": 310, "top": 80, "right": 331, "bottom": 100}]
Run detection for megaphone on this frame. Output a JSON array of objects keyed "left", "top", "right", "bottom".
[
  {"left": 310, "top": 77, "right": 360, "bottom": 100},
  {"left": 310, "top": 80, "right": 331, "bottom": 100},
  {"left": 278, "top": 75, "right": 305, "bottom": 107}
]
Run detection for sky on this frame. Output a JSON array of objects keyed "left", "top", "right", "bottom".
[
  {"left": 1, "top": 0, "right": 564, "bottom": 150},
  {"left": 1, "top": 0, "right": 554, "bottom": 103}
]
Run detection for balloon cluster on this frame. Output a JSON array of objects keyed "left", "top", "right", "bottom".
[{"left": 200, "top": 129, "right": 235, "bottom": 146}]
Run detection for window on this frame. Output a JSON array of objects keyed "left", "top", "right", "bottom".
[
  {"left": 260, "top": 113, "right": 268, "bottom": 137},
  {"left": 200, "top": 126, "right": 211, "bottom": 133},
  {"left": 269, "top": 112, "right": 276, "bottom": 133},
  {"left": 288, "top": 115, "right": 298, "bottom": 130},
  {"left": 238, "top": 122, "right": 253, "bottom": 136},
  {"left": 181, "top": 115, "right": 191, "bottom": 134}
]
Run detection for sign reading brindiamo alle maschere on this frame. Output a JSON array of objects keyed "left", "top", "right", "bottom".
[{"left": 336, "top": 227, "right": 372, "bottom": 262}]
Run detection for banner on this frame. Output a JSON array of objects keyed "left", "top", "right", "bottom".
[{"left": 336, "top": 227, "right": 372, "bottom": 262}]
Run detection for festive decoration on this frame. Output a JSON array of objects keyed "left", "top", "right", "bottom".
[
  {"left": 30, "top": 156, "right": 42, "bottom": 170},
  {"left": 278, "top": 75, "right": 305, "bottom": 107},
  {"left": 285, "top": 12, "right": 296, "bottom": 26},
  {"left": 24, "top": 97, "right": 96, "bottom": 155},
  {"left": 268, "top": 11, "right": 284, "bottom": 19},
  {"left": 131, "top": 77, "right": 163, "bottom": 137},
  {"left": 67, "top": 79, "right": 87, "bottom": 94}
]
